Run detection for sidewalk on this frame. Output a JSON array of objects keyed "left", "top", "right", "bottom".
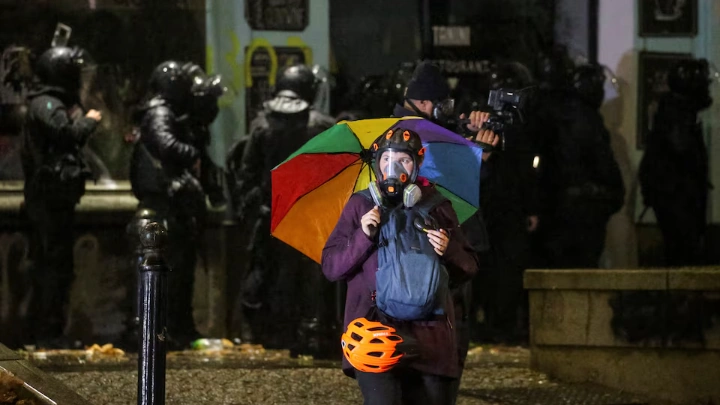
[{"left": 30, "top": 344, "right": 661, "bottom": 405}]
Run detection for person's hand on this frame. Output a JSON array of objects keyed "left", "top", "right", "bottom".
[
  {"left": 85, "top": 109, "right": 102, "bottom": 122},
  {"left": 361, "top": 206, "right": 381, "bottom": 238},
  {"left": 427, "top": 229, "right": 450, "bottom": 256},
  {"left": 459, "top": 111, "right": 490, "bottom": 132},
  {"left": 475, "top": 129, "right": 500, "bottom": 161},
  {"left": 527, "top": 215, "right": 539, "bottom": 233}
]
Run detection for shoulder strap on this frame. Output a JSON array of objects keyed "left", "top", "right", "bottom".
[
  {"left": 413, "top": 190, "right": 449, "bottom": 217},
  {"left": 357, "top": 188, "right": 372, "bottom": 201}
]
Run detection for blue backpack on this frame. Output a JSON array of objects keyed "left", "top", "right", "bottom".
[{"left": 358, "top": 189, "right": 450, "bottom": 321}]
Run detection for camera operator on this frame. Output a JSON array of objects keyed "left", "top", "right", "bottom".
[
  {"left": 473, "top": 62, "right": 540, "bottom": 344},
  {"left": 391, "top": 60, "right": 498, "bottom": 404},
  {"left": 535, "top": 62, "right": 624, "bottom": 269}
]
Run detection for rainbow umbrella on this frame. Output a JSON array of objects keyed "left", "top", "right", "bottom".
[{"left": 271, "top": 116, "right": 484, "bottom": 263}]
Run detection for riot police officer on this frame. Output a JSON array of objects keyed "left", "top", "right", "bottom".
[
  {"left": 21, "top": 46, "right": 102, "bottom": 348},
  {"left": 129, "top": 60, "right": 206, "bottom": 349},
  {"left": 227, "top": 63, "right": 334, "bottom": 353},
  {"left": 184, "top": 63, "right": 227, "bottom": 208},
  {"left": 535, "top": 63, "right": 624, "bottom": 268},
  {"left": 639, "top": 58, "right": 712, "bottom": 266}
]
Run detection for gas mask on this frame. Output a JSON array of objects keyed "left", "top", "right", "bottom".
[
  {"left": 372, "top": 149, "right": 422, "bottom": 208},
  {"left": 190, "top": 73, "right": 226, "bottom": 125},
  {"left": 405, "top": 97, "right": 455, "bottom": 126}
]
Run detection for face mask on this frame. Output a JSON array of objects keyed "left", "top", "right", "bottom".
[
  {"left": 369, "top": 173, "right": 422, "bottom": 209},
  {"left": 431, "top": 98, "right": 455, "bottom": 123},
  {"left": 379, "top": 160, "right": 409, "bottom": 199},
  {"left": 374, "top": 149, "right": 418, "bottom": 203},
  {"left": 405, "top": 97, "right": 455, "bottom": 125}
]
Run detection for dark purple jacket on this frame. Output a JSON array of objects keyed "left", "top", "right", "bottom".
[{"left": 322, "top": 179, "right": 479, "bottom": 378}]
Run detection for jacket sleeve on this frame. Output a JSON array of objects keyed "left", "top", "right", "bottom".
[
  {"left": 232, "top": 129, "right": 267, "bottom": 219},
  {"left": 42, "top": 100, "right": 97, "bottom": 149},
  {"left": 143, "top": 106, "right": 199, "bottom": 168},
  {"left": 322, "top": 194, "right": 376, "bottom": 282},
  {"left": 433, "top": 200, "right": 480, "bottom": 286}
]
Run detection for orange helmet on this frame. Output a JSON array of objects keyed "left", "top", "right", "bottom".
[{"left": 341, "top": 317, "right": 404, "bottom": 373}]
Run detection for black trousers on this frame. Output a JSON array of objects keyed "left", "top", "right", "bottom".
[
  {"left": 26, "top": 199, "right": 76, "bottom": 342},
  {"left": 653, "top": 196, "right": 707, "bottom": 266},
  {"left": 239, "top": 213, "right": 334, "bottom": 352},
  {"left": 540, "top": 220, "right": 607, "bottom": 269},
  {"left": 355, "top": 369, "right": 456, "bottom": 405}
]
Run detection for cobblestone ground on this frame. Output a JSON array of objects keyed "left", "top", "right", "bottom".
[{"left": 36, "top": 344, "right": 672, "bottom": 405}]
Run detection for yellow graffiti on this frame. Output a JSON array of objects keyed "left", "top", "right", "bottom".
[
  {"left": 216, "top": 31, "right": 244, "bottom": 108},
  {"left": 245, "top": 38, "right": 278, "bottom": 88},
  {"left": 206, "top": 45, "right": 215, "bottom": 74},
  {"left": 287, "top": 37, "right": 313, "bottom": 65},
  {"left": 226, "top": 31, "right": 243, "bottom": 90}
]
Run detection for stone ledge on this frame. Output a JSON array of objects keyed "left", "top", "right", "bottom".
[
  {"left": 524, "top": 269, "right": 668, "bottom": 290},
  {"left": 669, "top": 268, "right": 720, "bottom": 290},
  {"left": 525, "top": 268, "right": 720, "bottom": 291},
  {"left": 531, "top": 345, "right": 720, "bottom": 404}
]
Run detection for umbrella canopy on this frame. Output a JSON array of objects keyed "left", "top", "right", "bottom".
[{"left": 271, "top": 116, "right": 484, "bottom": 263}]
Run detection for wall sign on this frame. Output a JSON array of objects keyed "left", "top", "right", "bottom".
[
  {"left": 245, "top": 0, "right": 308, "bottom": 31},
  {"left": 639, "top": 0, "right": 697, "bottom": 37},
  {"left": 432, "top": 26, "right": 471, "bottom": 47}
]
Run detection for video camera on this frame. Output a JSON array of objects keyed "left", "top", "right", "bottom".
[{"left": 461, "top": 87, "right": 531, "bottom": 152}]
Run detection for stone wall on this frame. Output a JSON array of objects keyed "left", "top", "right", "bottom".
[
  {"left": 525, "top": 268, "right": 720, "bottom": 404},
  {"left": 0, "top": 182, "right": 241, "bottom": 349}
]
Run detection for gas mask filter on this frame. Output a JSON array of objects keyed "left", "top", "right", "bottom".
[{"left": 368, "top": 181, "right": 421, "bottom": 209}]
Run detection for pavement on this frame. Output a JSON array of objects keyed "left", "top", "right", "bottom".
[{"left": 11, "top": 343, "right": 675, "bottom": 405}]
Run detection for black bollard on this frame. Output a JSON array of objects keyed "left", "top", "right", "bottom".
[
  {"left": 125, "top": 209, "right": 159, "bottom": 349},
  {"left": 137, "top": 222, "right": 169, "bottom": 405}
]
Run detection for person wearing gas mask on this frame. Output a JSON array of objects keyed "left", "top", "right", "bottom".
[
  {"left": 322, "top": 127, "right": 479, "bottom": 405},
  {"left": 639, "top": 58, "right": 712, "bottom": 266},
  {"left": 129, "top": 60, "right": 207, "bottom": 349},
  {"left": 536, "top": 63, "right": 624, "bottom": 269},
  {"left": 472, "top": 61, "right": 540, "bottom": 344},
  {"left": 21, "top": 46, "right": 102, "bottom": 348},
  {"left": 391, "top": 60, "right": 497, "bottom": 404},
  {"left": 227, "top": 63, "right": 334, "bottom": 353}
]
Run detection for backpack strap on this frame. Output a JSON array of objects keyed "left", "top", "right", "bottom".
[
  {"left": 412, "top": 190, "right": 449, "bottom": 218},
  {"left": 356, "top": 188, "right": 373, "bottom": 202}
]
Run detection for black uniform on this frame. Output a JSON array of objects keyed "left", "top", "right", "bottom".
[
  {"left": 227, "top": 64, "right": 334, "bottom": 353},
  {"left": 535, "top": 64, "right": 624, "bottom": 269},
  {"left": 639, "top": 59, "right": 712, "bottom": 266},
  {"left": 130, "top": 61, "right": 205, "bottom": 349},
  {"left": 21, "top": 46, "right": 98, "bottom": 348}
]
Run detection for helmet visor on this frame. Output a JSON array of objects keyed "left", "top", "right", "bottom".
[{"left": 376, "top": 149, "right": 414, "bottom": 183}]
